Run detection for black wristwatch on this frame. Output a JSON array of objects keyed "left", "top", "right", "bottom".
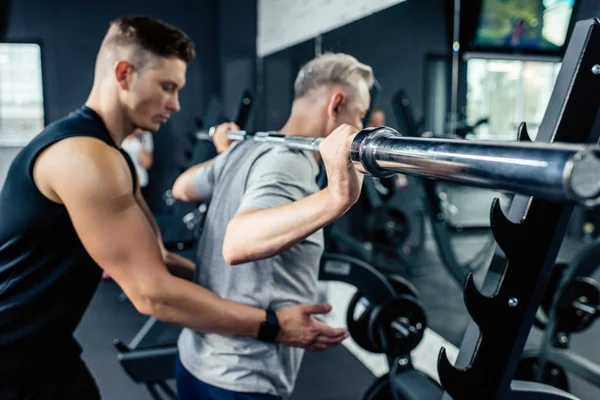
[{"left": 257, "top": 309, "right": 280, "bottom": 342}]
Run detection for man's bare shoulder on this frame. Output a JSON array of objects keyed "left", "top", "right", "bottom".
[{"left": 33, "top": 137, "right": 132, "bottom": 204}]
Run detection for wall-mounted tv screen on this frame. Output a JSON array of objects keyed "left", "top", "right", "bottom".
[{"left": 473, "top": 0, "right": 575, "bottom": 54}]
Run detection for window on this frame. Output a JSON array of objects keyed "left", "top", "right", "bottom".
[
  {"left": 0, "top": 43, "right": 45, "bottom": 146},
  {"left": 466, "top": 58, "right": 561, "bottom": 141}
]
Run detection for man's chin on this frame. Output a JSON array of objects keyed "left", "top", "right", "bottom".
[{"left": 137, "top": 123, "right": 160, "bottom": 133}]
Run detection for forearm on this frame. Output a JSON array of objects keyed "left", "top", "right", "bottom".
[
  {"left": 172, "top": 160, "right": 213, "bottom": 202},
  {"left": 164, "top": 251, "right": 196, "bottom": 281},
  {"left": 150, "top": 275, "right": 265, "bottom": 337},
  {"left": 224, "top": 188, "right": 344, "bottom": 264}
]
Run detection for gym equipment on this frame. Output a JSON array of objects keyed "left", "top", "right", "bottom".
[
  {"left": 392, "top": 88, "right": 488, "bottom": 140},
  {"left": 515, "top": 350, "right": 570, "bottom": 393},
  {"left": 113, "top": 318, "right": 179, "bottom": 400},
  {"left": 319, "top": 165, "right": 424, "bottom": 276},
  {"left": 436, "top": 18, "right": 600, "bottom": 400},
  {"left": 388, "top": 88, "right": 499, "bottom": 284},
  {"left": 519, "top": 237, "right": 600, "bottom": 392},
  {"left": 555, "top": 277, "right": 600, "bottom": 333},
  {"left": 226, "top": 127, "right": 600, "bottom": 206},
  {"left": 320, "top": 254, "right": 441, "bottom": 399},
  {"left": 368, "top": 295, "right": 426, "bottom": 356},
  {"left": 534, "top": 263, "right": 568, "bottom": 330},
  {"left": 346, "top": 274, "right": 426, "bottom": 356},
  {"left": 364, "top": 205, "right": 411, "bottom": 251},
  {"left": 362, "top": 363, "right": 443, "bottom": 400}
]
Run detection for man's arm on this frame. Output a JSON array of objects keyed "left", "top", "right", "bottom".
[
  {"left": 134, "top": 186, "right": 195, "bottom": 281},
  {"left": 34, "top": 138, "right": 263, "bottom": 335},
  {"left": 33, "top": 137, "right": 346, "bottom": 348},
  {"left": 171, "top": 122, "right": 239, "bottom": 203},
  {"left": 223, "top": 125, "right": 364, "bottom": 265},
  {"left": 171, "top": 159, "right": 213, "bottom": 202},
  {"left": 224, "top": 189, "right": 345, "bottom": 265}
]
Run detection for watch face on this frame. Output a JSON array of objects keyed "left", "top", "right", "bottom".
[{"left": 260, "top": 321, "right": 279, "bottom": 342}]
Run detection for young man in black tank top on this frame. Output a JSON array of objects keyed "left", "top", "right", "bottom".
[{"left": 0, "top": 15, "right": 361, "bottom": 399}]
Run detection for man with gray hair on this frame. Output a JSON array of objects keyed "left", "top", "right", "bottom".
[{"left": 172, "top": 52, "right": 374, "bottom": 399}]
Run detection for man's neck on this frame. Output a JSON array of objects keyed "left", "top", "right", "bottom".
[
  {"left": 279, "top": 109, "right": 325, "bottom": 162},
  {"left": 279, "top": 104, "right": 324, "bottom": 138},
  {"left": 85, "top": 85, "right": 134, "bottom": 147}
]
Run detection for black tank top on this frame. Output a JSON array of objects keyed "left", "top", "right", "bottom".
[{"left": 0, "top": 105, "right": 137, "bottom": 377}]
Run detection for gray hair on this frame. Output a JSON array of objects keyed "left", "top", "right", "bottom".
[{"left": 293, "top": 53, "right": 374, "bottom": 100}]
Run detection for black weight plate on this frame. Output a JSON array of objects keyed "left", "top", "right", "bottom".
[
  {"left": 534, "top": 262, "right": 568, "bottom": 330},
  {"left": 347, "top": 291, "right": 380, "bottom": 353},
  {"left": 541, "top": 263, "right": 568, "bottom": 315},
  {"left": 556, "top": 276, "right": 600, "bottom": 333},
  {"left": 366, "top": 206, "right": 411, "bottom": 249},
  {"left": 387, "top": 274, "right": 420, "bottom": 299},
  {"left": 368, "top": 295, "right": 427, "bottom": 356},
  {"left": 514, "top": 352, "right": 570, "bottom": 393},
  {"left": 363, "top": 374, "right": 394, "bottom": 400}
]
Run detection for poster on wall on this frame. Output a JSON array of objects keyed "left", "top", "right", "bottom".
[{"left": 257, "top": 0, "right": 408, "bottom": 57}]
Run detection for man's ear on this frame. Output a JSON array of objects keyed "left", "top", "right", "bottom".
[
  {"left": 327, "top": 91, "right": 346, "bottom": 120},
  {"left": 114, "top": 61, "right": 134, "bottom": 90}
]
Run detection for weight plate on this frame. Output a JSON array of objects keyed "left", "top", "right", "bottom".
[
  {"left": 347, "top": 275, "right": 421, "bottom": 354},
  {"left": 534, "top": 262, "right": 568, "bottom": 330},
  {"left": 368, "top": 295, "right": 427, "bottom": 356},
  {"left": 514, "top": 352, "right": 570, "bottom": 393},
  {"left": 387, "top": 274, "right": 420, "bottom": 299},
  {"left": 347, "top": 291, "right": 380, "bottom": 353},
  {"left": 366, "top": 206, "right": 411, "bottom": 251},
  {"left": 556, "top": 276, "right": 600, "bottom": 333}
]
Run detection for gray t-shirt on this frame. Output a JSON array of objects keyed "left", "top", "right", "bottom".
[{"left": 177, "top": 140, "right": 324, "bottom": 398}]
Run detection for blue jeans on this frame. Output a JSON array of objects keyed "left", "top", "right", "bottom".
[{"left": 175, "top": 355, "right": 282, "bottom": 400}]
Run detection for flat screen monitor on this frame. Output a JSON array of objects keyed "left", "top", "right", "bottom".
[{"left": 472, "top": 0, "right": 576, "bottom": 55}]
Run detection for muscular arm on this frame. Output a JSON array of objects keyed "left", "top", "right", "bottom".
[
  {"left": 224, "top": 188, "right": 344, "bottom": 265},
  {"left": 134, "top": 186, "right": 195, "bottom": 281},
  {"left": 222, "top": 124, "right": 363, "bottom": 266},
  {"left": 34, "top": 138, "right": 264, "bottom": 337}
]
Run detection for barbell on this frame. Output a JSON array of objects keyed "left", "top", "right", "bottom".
[{"left": 226, "top": 126, "right": 600, "bottom": 207}]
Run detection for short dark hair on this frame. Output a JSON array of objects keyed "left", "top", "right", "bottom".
[{"left": 107, "top": 15, "right": 195, "bottom": 65}]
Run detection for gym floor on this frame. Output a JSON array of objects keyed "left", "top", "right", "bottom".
[{"left": 75, "top": 191, "right": 600, "bottom": 400}]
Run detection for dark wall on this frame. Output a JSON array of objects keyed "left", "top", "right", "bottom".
[
  {"left": 0, "top": 0, "right": 9, "bottom": 39},
  {"left": 5, "top": 0, "right": 220, "bottom": 210},
  {"left": 260, "top": 0, "right": 450, "bottom": 132},
  {"left": 218, "top": 0, "right": 257, "bottom": 129},
  {"left": 575, "top": 0, "right": 600, "bottom": 21},
  {"left": 260, "top": 39, "right": 314, "bottom": 130},
  {"left": 324, "top": 0, "right": 449, "bottom": 129}
]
